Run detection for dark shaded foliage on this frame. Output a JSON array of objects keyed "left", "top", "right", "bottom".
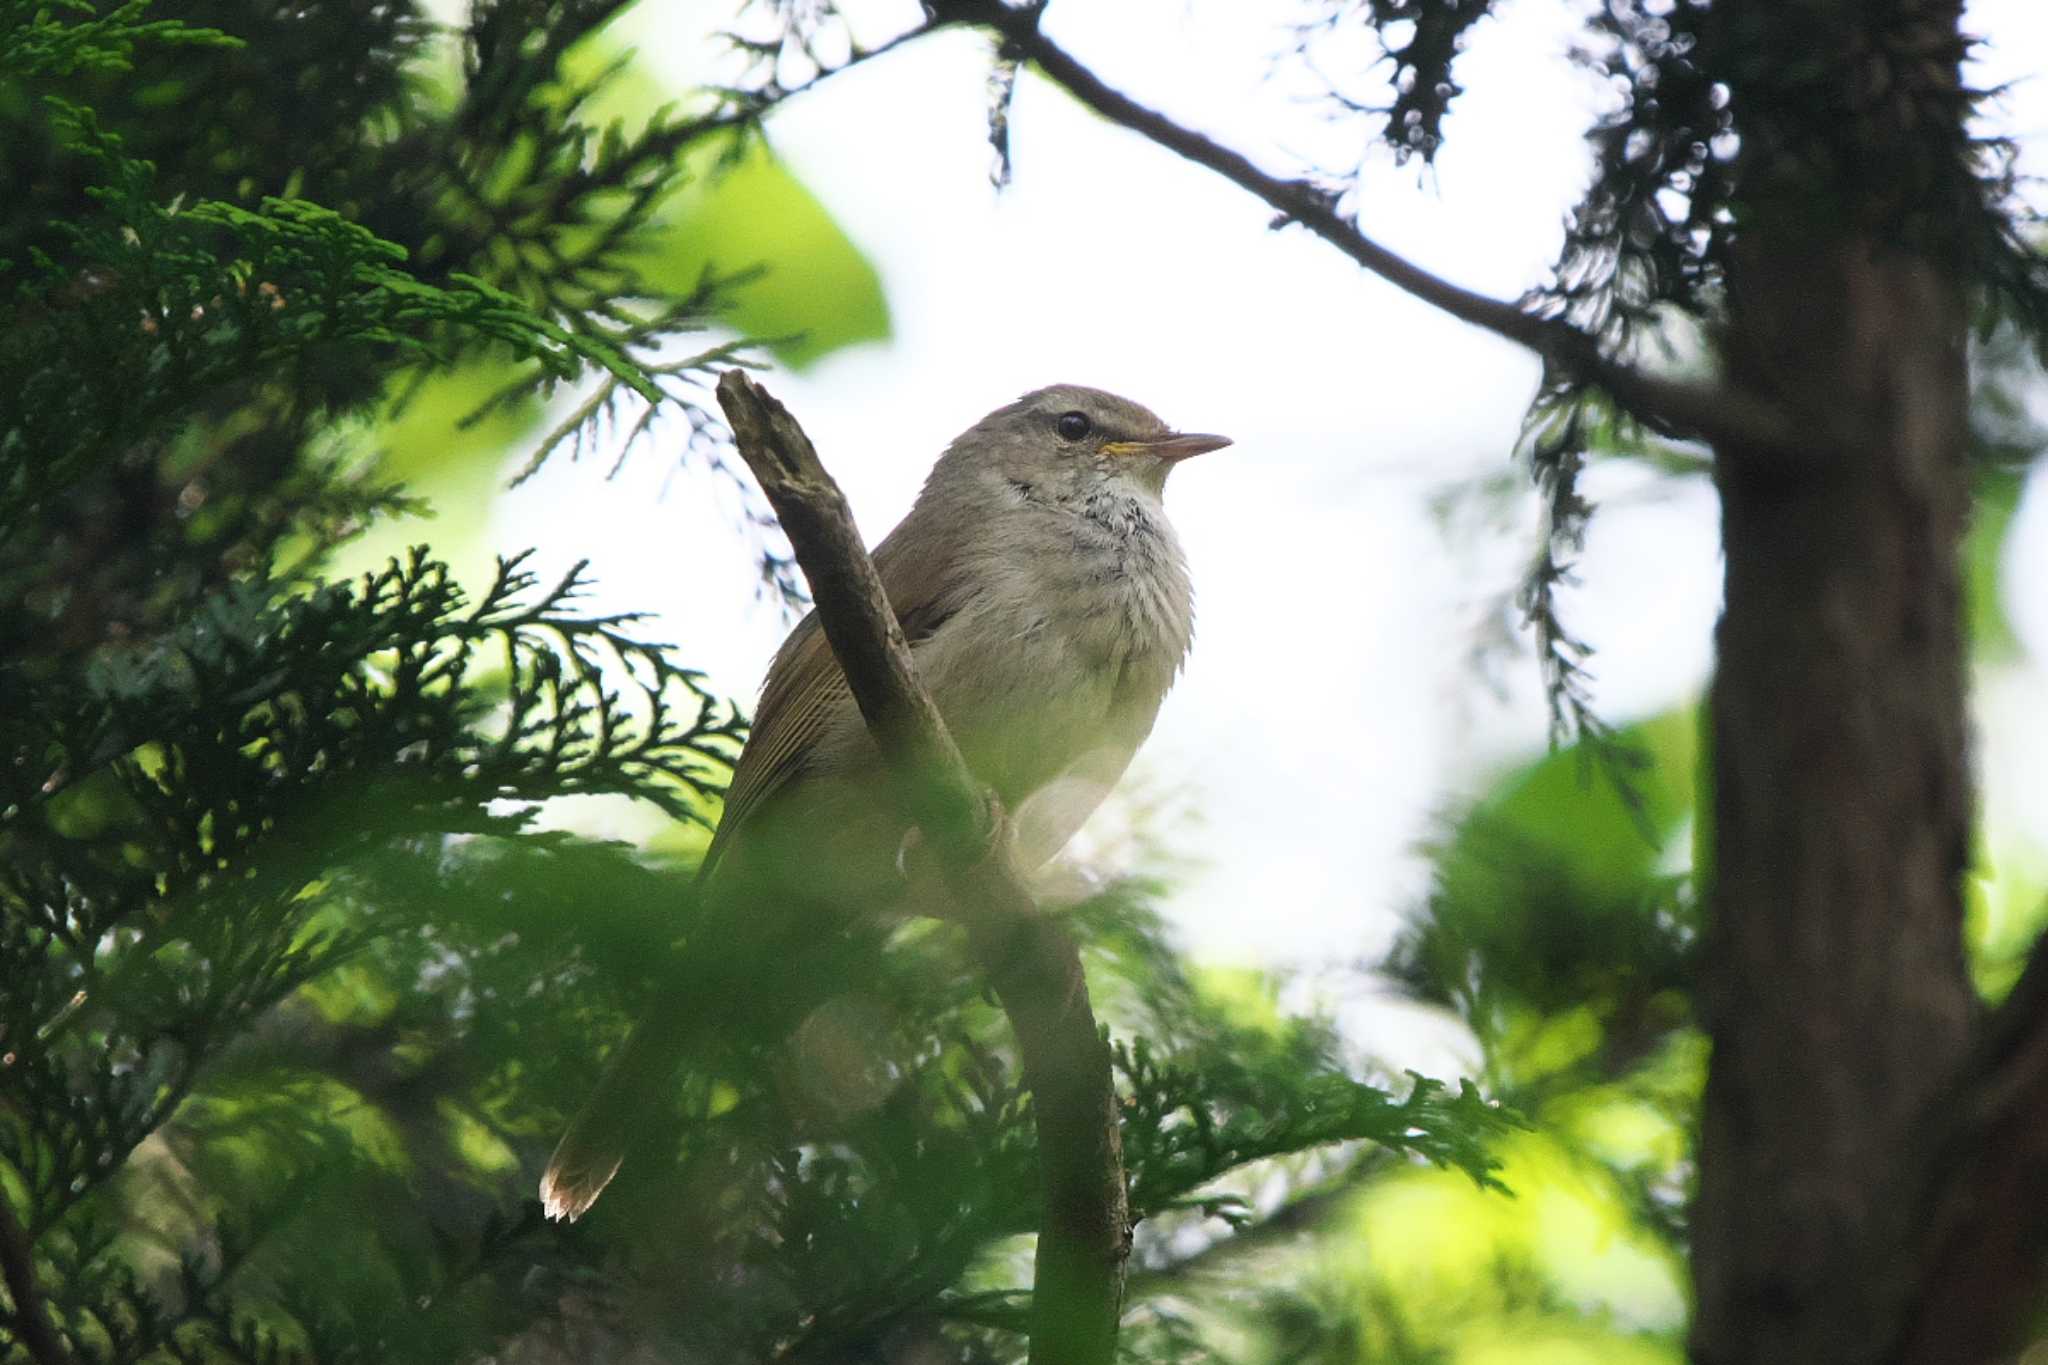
[
  {"left": 1300, "top": 0, "right": 1498, "bottom": 164},
  {"left": 1, "top": 6, "right": 1526, "bottom": 1361}
]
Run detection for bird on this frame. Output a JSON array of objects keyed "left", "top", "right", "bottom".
[{"left": 539, "top": 383, "right": 1229, "bottom": 1221}]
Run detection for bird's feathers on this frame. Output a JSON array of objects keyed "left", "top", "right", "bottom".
[
  {"left": 699, "top": 616, "right": 841, "bottom": 878},
  {"left": 541, "top": 382, "right": 1220, "bottom": 1222},
  {"left": 539, "top": 983, "right": 706, "bottom": 1220},
  {"left": 538, "top": 1126, "right": 623, "bottom": 1224},
  {"left": 701, "top": 514, "right": 966, "bottom": 877}
]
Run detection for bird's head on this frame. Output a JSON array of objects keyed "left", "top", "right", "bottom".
[{"left": 939, "top": 384, "right": 1231, "bottom": 499}]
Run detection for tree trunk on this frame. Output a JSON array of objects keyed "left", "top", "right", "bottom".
[
  {"left": 1695, "top": 218, "right": 1977, "bottom": 1365},
  {"left": 1676, "top": 0, "right": 2048, "bottom": 1358},
  {"left": 1688, "top": 0, "right": 1998, "bottom": 1353}
]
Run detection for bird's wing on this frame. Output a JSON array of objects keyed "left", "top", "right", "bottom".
[
  {"left": 700, "top": 511, "right": 963, "bottom": 876},
  {"left": 544, "top": 510, "right": 968, "bottom": 1222}
]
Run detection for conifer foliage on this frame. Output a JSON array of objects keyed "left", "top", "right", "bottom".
[{"left": 1, "top": 5, "right": 1520, "bottom": 1361}]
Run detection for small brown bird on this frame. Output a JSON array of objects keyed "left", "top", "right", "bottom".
[{"left": 540, "top": 384, "right": 1228, "bottom": 1220}]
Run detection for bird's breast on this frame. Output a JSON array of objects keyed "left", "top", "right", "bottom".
[
  {"left": 1065, "top": 488, "right": 1194, "bottom": 667},
  {"left": 908, "top": 491, "right": 1190, "bottom": 807}
]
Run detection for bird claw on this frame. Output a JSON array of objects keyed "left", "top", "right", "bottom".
[
  {"left": 894, "top": 826, "right": 925, "bottom": 880},
  {"left": 894, "top": 794, "right": 1007, "bottom": 881}
]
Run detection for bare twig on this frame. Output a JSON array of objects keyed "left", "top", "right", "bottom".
[
  {"left": 714, "top": 370, "right": 1130, "bottom": 1365},
  {"left": 0, "top": 1192, "right": 72, "bottom": 1365},
  {"left": 915, "top": 0, "right": 1800, "bottom": 457}
]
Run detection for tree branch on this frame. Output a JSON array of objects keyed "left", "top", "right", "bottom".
[
  {"left": 920, "top": 0, "right": 1801, "bottom": 457},
  {"left": 714, "top": 370, "right": 1130, "bottom": 1365},
  {"left": 0, "top": 1191, "right": 72, "bottom": 1365},
  {"left": 1885, "top": 932, "right": 2048, "bottom": 1364}
]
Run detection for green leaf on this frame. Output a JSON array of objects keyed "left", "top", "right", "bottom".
[
  {"left": 1392, "top": 709, "right": 1700, "bottom": 1055},
  {"left": 640, "top": 135, "right": 890, "bottom": 369},
  {"left": 1475, "top": 708, "right": 1697, "bottom": 900},
  {"left": 1965, "top": 468, "right": 2024, "bottom": 664},
  {"left": 552, "top": 37, "right": 890, "bottom": 369},
  {"left": 328, "top": 365, "right": 544, "bottom": 575}
]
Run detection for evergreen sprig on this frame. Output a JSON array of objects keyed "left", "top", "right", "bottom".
[
  {"left": 1120, "top": 1041, "right": 1521, "bottom": 1216},
  {"left": 0, "top": 547, "right": 742, "bottom": 1222},
  {"left": 4, "top": 104, "right": 661, "bottom": 534},
  {"left": 1296, "top": 0, "right": 1499, "bottom": 165},
  {"left": 0, "top": 0, "right": 235, "bottom": 81}
]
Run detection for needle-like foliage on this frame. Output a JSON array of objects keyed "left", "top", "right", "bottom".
[
  {"left": 2, "top": 5, "right": 1530, "bottom": 1362},
  {"left": 1297, "top": 0, "right": 2048, "bottom": 764}
]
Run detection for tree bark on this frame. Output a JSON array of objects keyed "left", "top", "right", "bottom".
[
  {"left": 1694, "top": 222, "right": 1976, "bottom": 1365},
  {"left": 1687, "top": 0, "right": 2003, "bottom": 1358},
  {"left": 1890, "top": 938, "right": 2048, "bottom": 1364}
]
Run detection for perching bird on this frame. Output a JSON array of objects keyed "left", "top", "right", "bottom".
[{"left": 540, "top": 384, "right": 1228, "bottom": 1220}]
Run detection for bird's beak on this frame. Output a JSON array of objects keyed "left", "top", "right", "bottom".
[{"left": 1104, "top": 432, "right": 1233, "bottom": 463}]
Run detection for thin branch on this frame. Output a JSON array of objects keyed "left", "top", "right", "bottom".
[
  {"left": 917, "top": 0, "right": 1800, "bottom": 457},
  {"left": 713, "top": 2, "right": 1791, "bottom": 450},
  {"left": 714, "top": 371, "right": 1129, "bottom": 1365},
  {"left": 714, "top": 372, "right": 990, "bottom": 852},
  {"left": 0, "top": 1191, "right": 73, "bottom": 1365}
]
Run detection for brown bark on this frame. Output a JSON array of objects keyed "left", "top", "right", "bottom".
[
  {"left": 1685, "top": 0, "right": 2018, "bottom": 1358},
  {"left": 1695, "top": 232, "right": 1977, "bottom": 1363},
  {"left": 1888, "top": 928, "right": 2048, "bottom": 1363}
]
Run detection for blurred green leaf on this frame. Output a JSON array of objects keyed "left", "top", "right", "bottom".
[
  {"left": 1966, "top": 467, "right": 2025, "bottom": 663},
  {"left": 555, "top": 37, "right": 890, "bottom": 370},
  {"left": 1389, "top": 711, "right": 1700, "bottom": 1098},
  {"left": 641, "top": 134, "right": 891, "bottom": 368},
  {"left": 335, "top": 365, "right": 546, "bottom": 576},
  {"left": 1479, "top": 709, "right": 1697, "bottom": 900}
]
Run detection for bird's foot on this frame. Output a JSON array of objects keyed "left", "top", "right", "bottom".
[{"left": 894, "top": 825, "right": 925, "bottom": 881}]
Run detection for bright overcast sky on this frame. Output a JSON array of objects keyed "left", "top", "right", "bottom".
[{"left": 492, "top": 0, "right": 2048, "bottom": 1068}]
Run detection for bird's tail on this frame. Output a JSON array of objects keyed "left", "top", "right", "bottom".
[{"left": 540, "top": 994, "right": 701, "bottom": 1221}]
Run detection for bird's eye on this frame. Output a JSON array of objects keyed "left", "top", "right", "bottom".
[{"left": 1056, "top": 411, "right": 1092, "bottom": 442}]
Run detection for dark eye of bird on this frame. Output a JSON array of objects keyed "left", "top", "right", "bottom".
[{"left": 1056, "top": 411, "right": 1091, "bottom": 442}]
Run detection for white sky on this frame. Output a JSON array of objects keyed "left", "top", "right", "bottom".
[{"left": 494, "top": 0, "right": 2048, "bottom": 1069}]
